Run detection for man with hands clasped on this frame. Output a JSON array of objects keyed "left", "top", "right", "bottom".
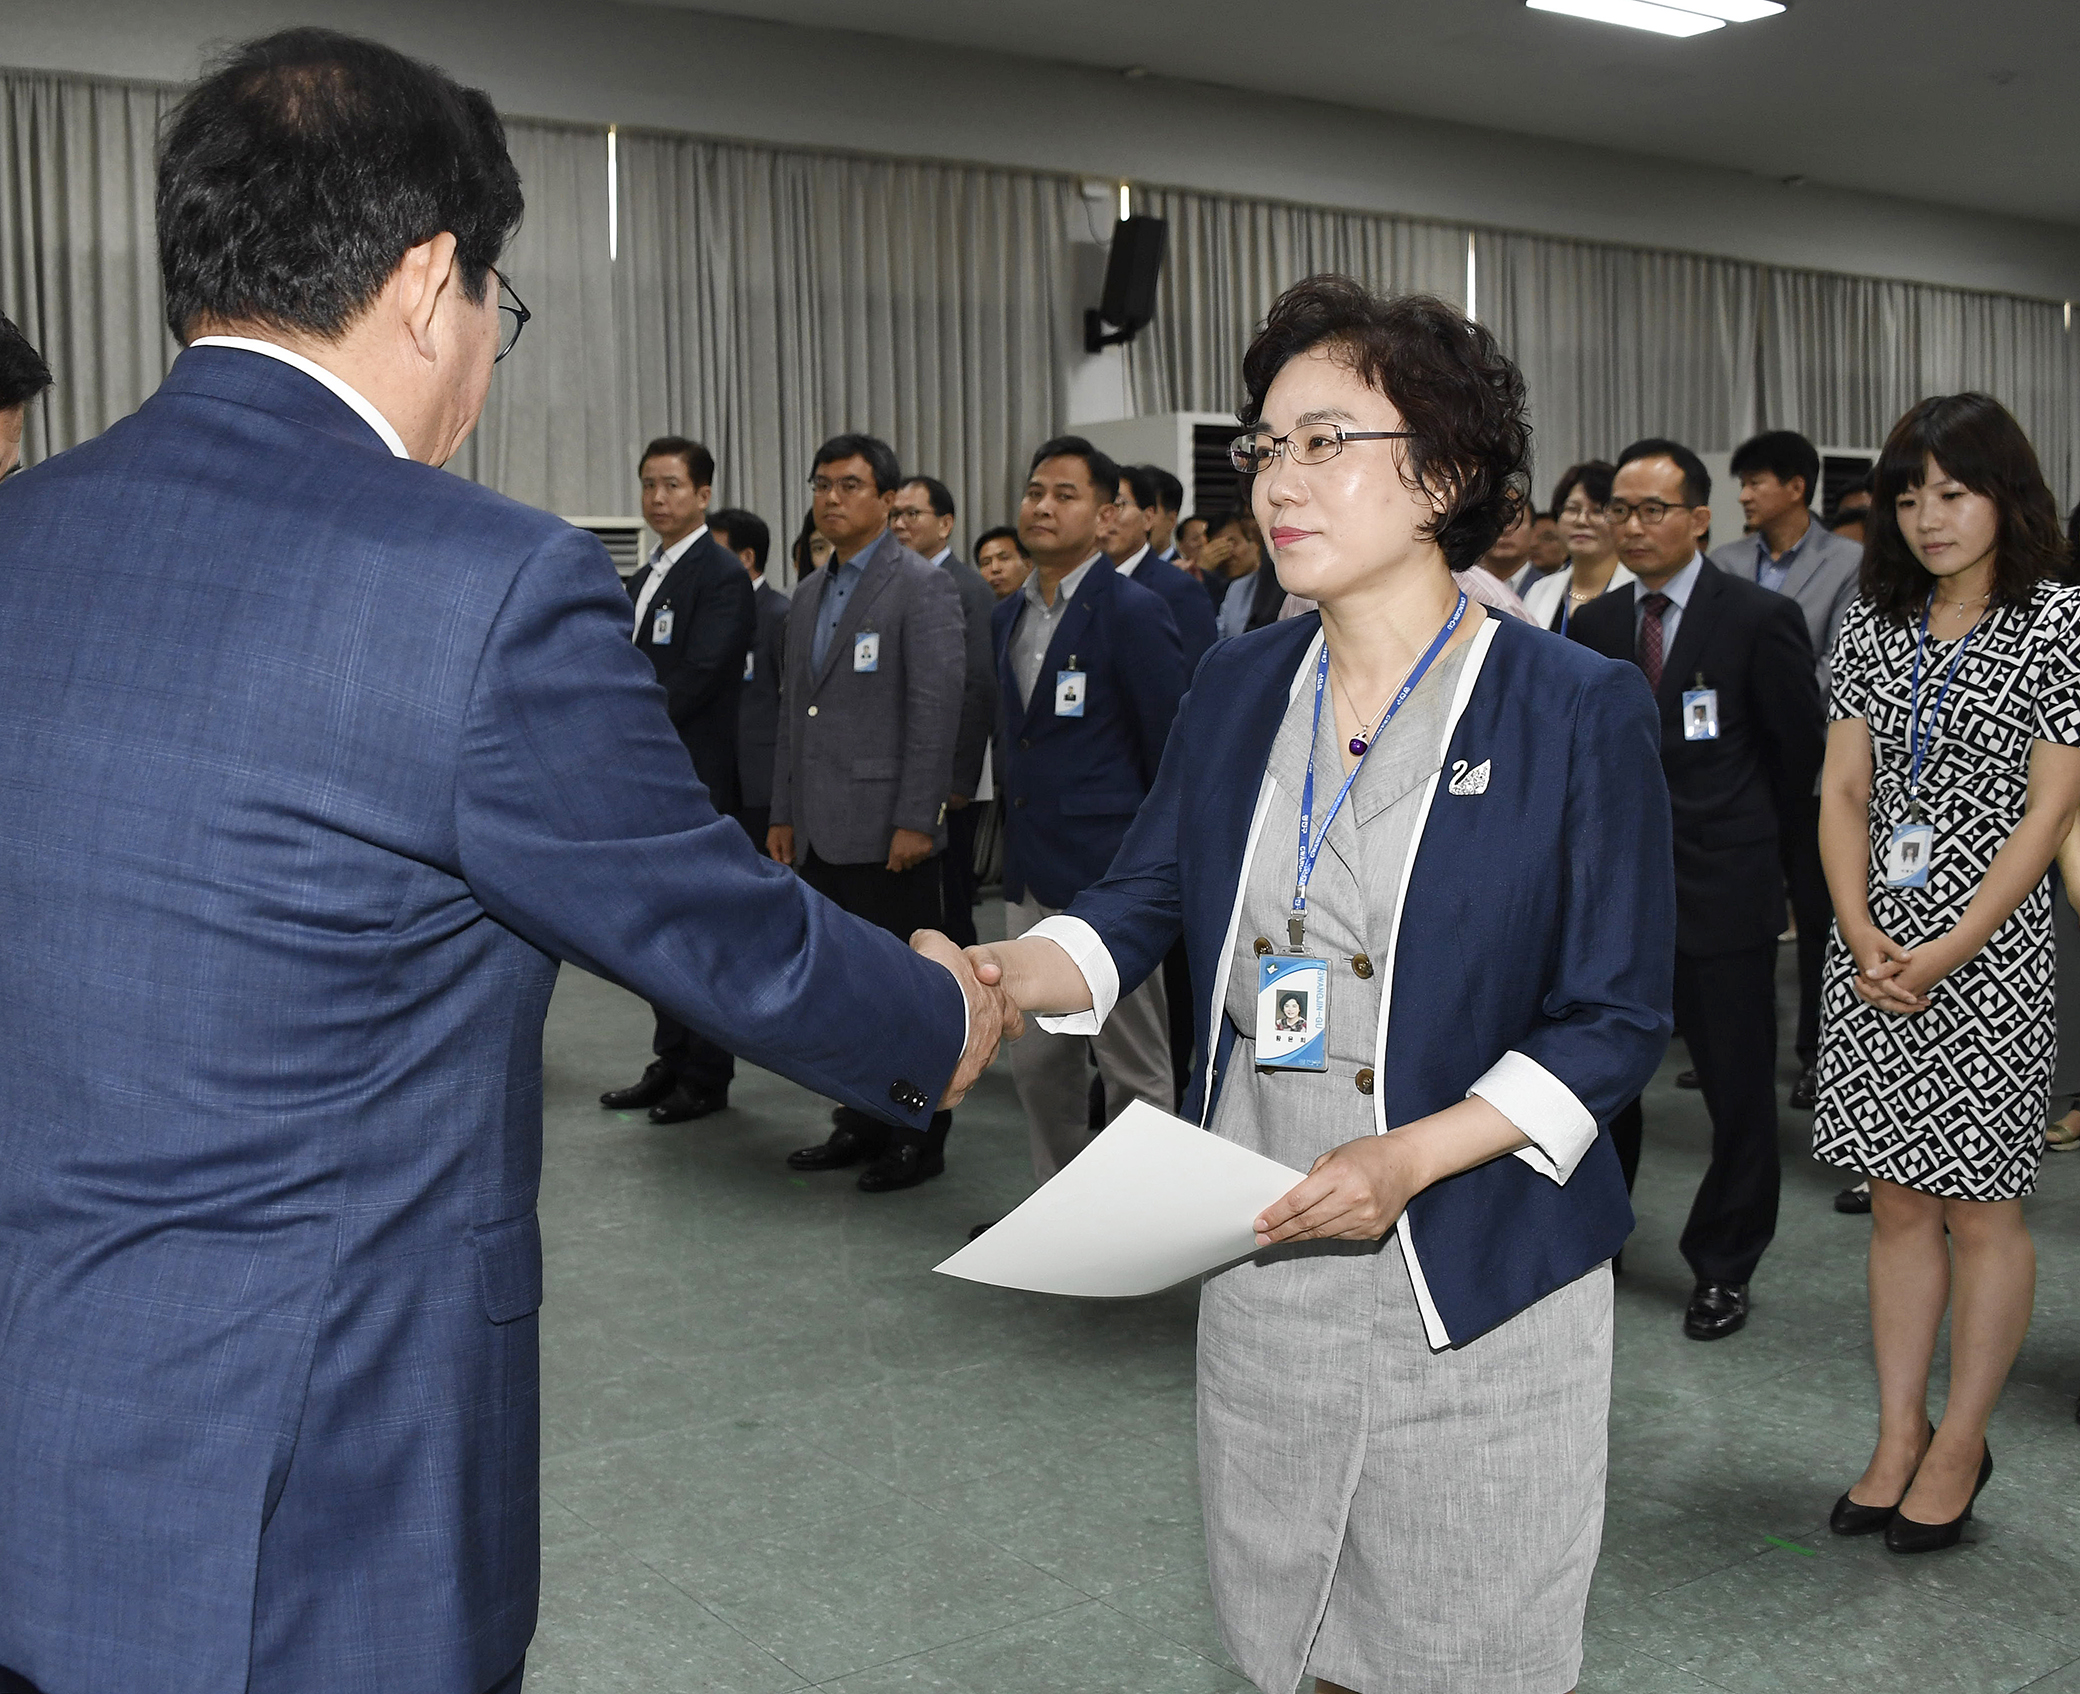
[{"left": 927, "top": 279, "right": 1672, "bottom": 1694}]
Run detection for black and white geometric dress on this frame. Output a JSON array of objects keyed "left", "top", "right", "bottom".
[{"left": 1813, "top": 583, "right": 2080, "bottom": 1200}]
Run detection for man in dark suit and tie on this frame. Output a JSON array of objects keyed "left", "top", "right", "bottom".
[
  {"left": 771, "top": 435, "right": 970, "bottom": 1191},
  {"left": 996, "top": 437, "right": 1187, "bottom": 1181},
  {"left": 1709, "top": 429, "right": 1863, "bottom": 1112},
  {"left": 1570, "top": 438, "right": 1824, "bottom": 1342},
  {"left": 0, "top": 309, "right": 52, "bottom": 479},
  {"left": 0, "top": 30, "right": 1011, "bottom": 1694},
  {"left": 1105, "top": 462, "right": 1219, "bottom": 675},
  {"left": 710, "top": 506, "right": 789, "bottom": 850},
  {"left": 1140, "top": 464, "right": 1186, "bottom": 563},
  {"left": 891, "top": 475, "right": 998, "bottom": 949},
  {"left": 598, "top": 436, "right": 757, "bottom": 1125}
]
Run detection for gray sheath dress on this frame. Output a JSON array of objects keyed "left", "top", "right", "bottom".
[{"left": 1199, "top": 642, "right": 1612, "bottom": 1694}]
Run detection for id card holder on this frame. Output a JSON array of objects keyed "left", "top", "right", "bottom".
[
  {"left": 853, "top": 631, "right": 879, "bottom": 673},
  {"left": 1054, "top": 668, "right": 1086, "bottom": 718},
  {"left": 1256, "top": 955, "right": 1329, "bottom": 1071},
  {"left": 1885, "top": 820, "right": 1934, "bottom": 888},
  {"left": 1681, "top": 686, "right": 1719, "bottom": 741},
  {"left": 650, "top": 606, "right": 674, "bottom": 645}
]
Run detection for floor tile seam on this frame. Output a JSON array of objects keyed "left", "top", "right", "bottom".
[
  {"left": 1088, "top": 1592, "right": 1237, "bottom": 1674},
  {"left": 2016, "top": 1650, "right": 2080, "bottom": 1690},
  {"left": 1583, "top": 1623, "right": 1743, "bottom": 1690},
  {"left": 616, "top": 1536, "right": 829, "bottom": 1681},
  {"left": 872, "top": 1476, "right": 1116, "bottom": 1601}
]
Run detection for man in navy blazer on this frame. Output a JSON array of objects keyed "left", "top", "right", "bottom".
[
  {"left": 599, "top": 436, "right": 757, "bottom": 1125},
  {"left": 1105, "top": 462, "right": 1219, "bottom": 673},
  {"left": 996, "top": 437, "right": 1187, "bottom": 1181},
  {"left": 1569, "top": 439, "right": 1823, "bottom": 1344},
  {"left": 0, "top": 32, "right": 1008, "bottom": 1694}
]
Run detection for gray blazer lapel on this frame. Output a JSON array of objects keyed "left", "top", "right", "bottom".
[{"left": 1775, "top": 523, "right": 1829, "bottom": 605}]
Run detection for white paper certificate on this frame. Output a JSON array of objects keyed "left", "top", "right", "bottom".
[{"left": 933, "top": 1100, "right": 1307, "bottom": 1298}]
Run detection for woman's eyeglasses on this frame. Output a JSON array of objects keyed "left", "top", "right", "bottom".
[
  {"left": 493, "top": 270, "right": 530, "bottom": 363},
  {"left": 1229, "top": 424, "right": 1412, "bottom": 475}
]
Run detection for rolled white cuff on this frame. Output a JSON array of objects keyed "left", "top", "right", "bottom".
[
  {"left": 1467, "top": 1050, "right": 1598, "bottom": 1185},
  {"left": 1025, "top": 914, "right": 1118, "bottom": 1036}
]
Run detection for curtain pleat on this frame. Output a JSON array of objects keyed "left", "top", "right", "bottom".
[{"left": 5, "top": 65, "right": 2076, "bottom": 551}]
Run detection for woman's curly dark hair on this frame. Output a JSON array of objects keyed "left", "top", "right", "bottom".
[
  {"left": 1239, "top": 277, "right": 1531, "bottom": 571},
  {"left": 1863, "top": 393, "right": 2066, "bottom": 627}
]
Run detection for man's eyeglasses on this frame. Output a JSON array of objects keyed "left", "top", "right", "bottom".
[
  {"left": 1604, "top": 498, "right": 1695, "bottom": 527},
  {"left": 1229, "top": 423, "right": 1412, "bottom": 475},
  {"left": 809, "top": 474, "right": 873, "bottom": 499},
  {"left": 493, "top": 270, "right": 530, "bottom": 363}
]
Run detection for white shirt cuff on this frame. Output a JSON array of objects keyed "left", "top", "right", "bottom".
[
  {"left": 1025, "top": 915, "right": 1119, "bottom": 1035},
  {"left": 1467, "top": 1050, "right": 1598, "bottom": 1185}
]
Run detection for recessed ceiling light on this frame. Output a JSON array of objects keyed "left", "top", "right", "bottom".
[{"left": 1526, "top": 0, "right": 1786, "bottom": 36}]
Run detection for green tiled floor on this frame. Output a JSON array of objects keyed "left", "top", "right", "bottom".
[{"left": 530, "top": 936, "right": 2080, "bottom": 1693}]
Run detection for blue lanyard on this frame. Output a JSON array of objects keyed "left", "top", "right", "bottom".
[
  {"left": 1904, "top": 592, "right": 1985, "bottom": 820},
  {"left": 1290, "top": 590, "right": 1467, "bottom": 948}
]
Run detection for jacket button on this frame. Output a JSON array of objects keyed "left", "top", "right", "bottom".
[
  {"left": 1351, "top": 953, "right": 1373, "bottom": 979},
  {"left": 890, "top": 1080, "right": 913, "bottom": 1105},
  {"left": 1252, "top": 936, "right": 1272, "bottom": 956},
  {"left": 1018, "top": 737, "right": 1031, "bottom": 750},
  {"left": 1012, "top": 796, "right": 1026, "bottom": 808},
  {"left": 807, "top": 705, "right": 819, "bottom": 717},
  {"left": 1355, "top": 1068, "right": 1374, "bottom": 1095}
]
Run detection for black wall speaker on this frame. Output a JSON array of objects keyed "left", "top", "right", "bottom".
[{"left": 1085, "top": 215, "right": 1168, "bottom": 353}]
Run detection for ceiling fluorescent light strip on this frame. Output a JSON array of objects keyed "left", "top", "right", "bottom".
[
  {"left": 1670, "top": 0, "right": 1786, "bottom": 19},
  {"left": 1526, "top": 0, "right": 1725, "bottom": 37}
]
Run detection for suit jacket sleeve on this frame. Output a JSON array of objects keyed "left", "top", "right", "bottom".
[
  {"left": 947, "top": 563, "right": 997, "bottom": 797},
  {"left": 451, "top": 529, "right": 963, "bottom": 1127},
  {"left": 1490, "top": 662, "right": 1675, "bottom": 1153},
  {"left": 662, "top": 552, "right": 756, "bottom": 731},
  {"left": 1817, "top": 547, "right": 1862, "bottom": 700},
  {"left": 895, "top": 567, "right": 966, "bottom": 837},
  {"left": 1750, "top": 593, "right": 1826, "bottom": 816},
  {"left": 768, "top": 592, "right": 808, "bottom": 830},
  {"left": 1120, "top": 592, "right": 1188, "bottom": 786}
]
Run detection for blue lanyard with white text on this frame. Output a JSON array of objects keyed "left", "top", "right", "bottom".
[
  {"left": 1903, "top": 592, "right": 1985, "bottom": 823},
  {"left": 1290, "top": 590, "right": 1467, "bottom": 950}
]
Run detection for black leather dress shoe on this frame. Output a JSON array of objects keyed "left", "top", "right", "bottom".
[
  {"left": 1834, "top": 1182, "right": 1872, "bottom": 1215},
  {"left": 1789, "top": 1065, "right": 1818, "bottom": 1110},
  {"left": 600, "top": 1060, "right": 675, "bottom": 1110},
  {"left": 1886, "top": 1443, "right": 1992, "bottom": 1554},
  {"left": 648, "top": 1085, "right": 727, "bottom": 1124},
  {"left": 1682, "top": 1281, "right": 1748, "bottom": 1340},
  {"left": 857, "top": 1139, "right": 946, "bottom": 1192},
  {"left": 786, "top": 1122, "right": 883, "bottom": 1171},
  {"left": 1675, "top": 1068, "right": 1700, "bottom": 1090}
]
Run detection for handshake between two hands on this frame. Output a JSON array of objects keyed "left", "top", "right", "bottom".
[{"left": 908, "top": 929, "right": 1024, "bottom": 1108}]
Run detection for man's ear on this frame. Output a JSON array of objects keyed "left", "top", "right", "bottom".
[{"left": 396, "top": 231, "right": 461, "bottom": 361}]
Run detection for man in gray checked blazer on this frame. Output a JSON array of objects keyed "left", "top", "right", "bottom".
[{"left": 769, "top": 433, "right": 969, "bottom": 1191}]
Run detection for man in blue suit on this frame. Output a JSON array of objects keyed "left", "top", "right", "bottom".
[
  {"left": 996, "top": 437, "right": 1187, "bottom": 1181},
  {"left": 1104, "top": 462, "right": 1218, "bottom": 674},
  {"left": 0, "top": 31, "right": 1010, "bottom": 1694}
]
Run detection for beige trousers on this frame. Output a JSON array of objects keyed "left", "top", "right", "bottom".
[{"left": 1006, "top": 894, "right": 1175, "bottom": 1181}]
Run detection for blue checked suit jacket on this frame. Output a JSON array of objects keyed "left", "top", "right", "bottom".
[{"left": 0, "top": 347, "right": 965, "bottom": 1694}]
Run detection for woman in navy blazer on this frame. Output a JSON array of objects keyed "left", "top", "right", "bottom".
[{"left": 965, "top": 280, "right": 1674, "bottom": 1694}]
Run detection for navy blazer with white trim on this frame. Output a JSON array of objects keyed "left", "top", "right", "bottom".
[{"left": 1046, "top": 608, "right": 1676, "bottom": 1344}]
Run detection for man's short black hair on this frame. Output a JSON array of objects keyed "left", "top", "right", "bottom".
[
  {"left": 903, "top": 475, "right": 955, "bottom": 519},
  {"left": 1118, "top": 463, "right": 1159, "bottom": 511},
  {"left": 813, "top": 433, "right": 902, "bottom": 494},
  {"left": 1615, "top": 438, "right": 1712, "bottom": 508},
  {"left": 1141, "top": 465, "right": 1184, "bottom": 515},
  {"left": 708, "top": 507, "right": 770, "bottom": 573},
  {"left": 973, "top": 524, "right": 1029, "bottom": 559},
  {"left": 1729, "top": 429, "right": 1820, "bottom": 505},
  {"left": 641, "top": 435, "right": 715, "bottom": 487},
  {"left": 0, "top": 311, "right": 53, "bottom": 410},
  {"left": 156, "top": 28, "right": 523, "bottom": 344},
  {"left": 1027, "top": 435, "right": 1121, "bottom": 503}
]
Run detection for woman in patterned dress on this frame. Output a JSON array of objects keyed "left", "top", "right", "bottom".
[{"left": 1813, "top": 393, "right": 2080, "bottom": 1553}]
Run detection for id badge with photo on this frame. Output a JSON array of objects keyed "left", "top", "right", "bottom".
[
  {"left": 1884, "top": 820, "right": 1934, "bottom": 889},
  {"left": 1681, "top": 686, "right": 1719, "bottom": 741},
  {"left": 1054, "top": 668, "right": 1086, "bottom": 718},
  {"left": 1256, "top": 955, "right": 1329, "bottom": 1071},
  {"left": 853, "top": 630, "right": 879, "bottom": 673},
  {"left": 649, "top": 606, "right": 674, "bottom": 645}
]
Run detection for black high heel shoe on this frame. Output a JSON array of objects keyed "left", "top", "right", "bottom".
[
  {"left": 1885, "top": 1442, "right": 1993, "bottom": 1554},
  {"left": 1830, "top": 1421, "right": 1933, "bottom": 1536}
]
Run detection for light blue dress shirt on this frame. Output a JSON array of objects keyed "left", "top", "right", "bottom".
[
  {"left": 1753, "top": 521, "right": 1810, "bottom": 596},
  {"left": 1632, "top": 553, "right": 1704, "bottom": 664},
  {"left": 810, "top": 541, "right": 875, "bottom": 672},
  {"left": 1215, "top": 568, "right": 1259, "bottom": 641}
]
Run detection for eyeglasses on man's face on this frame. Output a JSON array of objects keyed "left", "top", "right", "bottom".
[
  {"left": 809, "top": 474, "right": 874, "bottom": 499},
  {"left": 1229, "top": 423, "right": 1412, "bottom": 475},
  {"left": 1604, "top": 498, "right": 1694, "bottom": 527},
  {"left": 493, "top": 270, "right": 530, "bottom": 363}
]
